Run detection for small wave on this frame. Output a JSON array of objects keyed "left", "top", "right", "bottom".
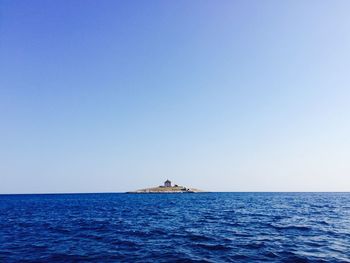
[
  {"left": 229, "top": 253, "right": 250, "bottom": 261},
  {"left": 270, "top": 224, "right": 312, "bottom": 232},
  {"left": 111, "top": 239, "right": 139, "bottom": 248},
  {"left": 317, "top": 220, "right": 330, "bottom": 226},
  {"left": 279, "top": 251, "right": 324, "bottom": 263},
  {"left": 196, "top": 243, "right": 231, "bottom": 251},
  {"left": 263, "top": 251, "right": 279, "bottom": 258},
  {"left": 187, "top": 233, "right": 213, "bottom": 242},
  {"left": 239, "top": 241, "right": 266, "bottom": 250}
]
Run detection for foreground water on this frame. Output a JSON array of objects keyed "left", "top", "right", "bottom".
[{"left": 1, "top": 193, "right": 349, "bottom": 262}]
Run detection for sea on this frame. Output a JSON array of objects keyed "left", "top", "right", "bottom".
[{"left": 0, "top": 192, "right": 349, "bottom": 262}]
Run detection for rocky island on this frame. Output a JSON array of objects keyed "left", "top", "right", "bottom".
[{"left": 127, "top": 179, "right": 205, "bottom": 193}]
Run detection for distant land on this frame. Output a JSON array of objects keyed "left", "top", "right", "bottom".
[{"left": 127, "top": 180, "right": 205, "bottom": 193}]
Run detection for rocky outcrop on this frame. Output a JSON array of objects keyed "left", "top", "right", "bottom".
[{"left": 127, "top": 185, "right": 205, "bottom": 193}]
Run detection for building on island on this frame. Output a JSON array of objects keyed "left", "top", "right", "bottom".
[{"left": 164, "top": 179, "right": 172, "bottom": 187}]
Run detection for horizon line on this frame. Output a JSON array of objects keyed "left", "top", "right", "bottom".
[{"left": 1, "top": 191, "right": 349, "bottom": 195}]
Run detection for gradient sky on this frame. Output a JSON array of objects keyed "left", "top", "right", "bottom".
[{"left": 1, "top": 0, "right": 350, "bottom": 193}]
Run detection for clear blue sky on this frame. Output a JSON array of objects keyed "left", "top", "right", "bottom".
[{"left": 1, "top": 0, "right": 350, "bottom": 193}]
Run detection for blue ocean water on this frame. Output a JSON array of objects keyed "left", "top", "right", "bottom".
[{"left": 1, "top": 193, "right": 350, "bottom": 262}]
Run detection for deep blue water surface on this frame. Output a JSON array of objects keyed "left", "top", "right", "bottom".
[{"left": 1, "top": 193, "right": 350, "bottom": 262}]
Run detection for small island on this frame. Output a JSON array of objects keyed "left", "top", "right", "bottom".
[{"left": 127, "top": 179, "right": 205, "bottom": 193}]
